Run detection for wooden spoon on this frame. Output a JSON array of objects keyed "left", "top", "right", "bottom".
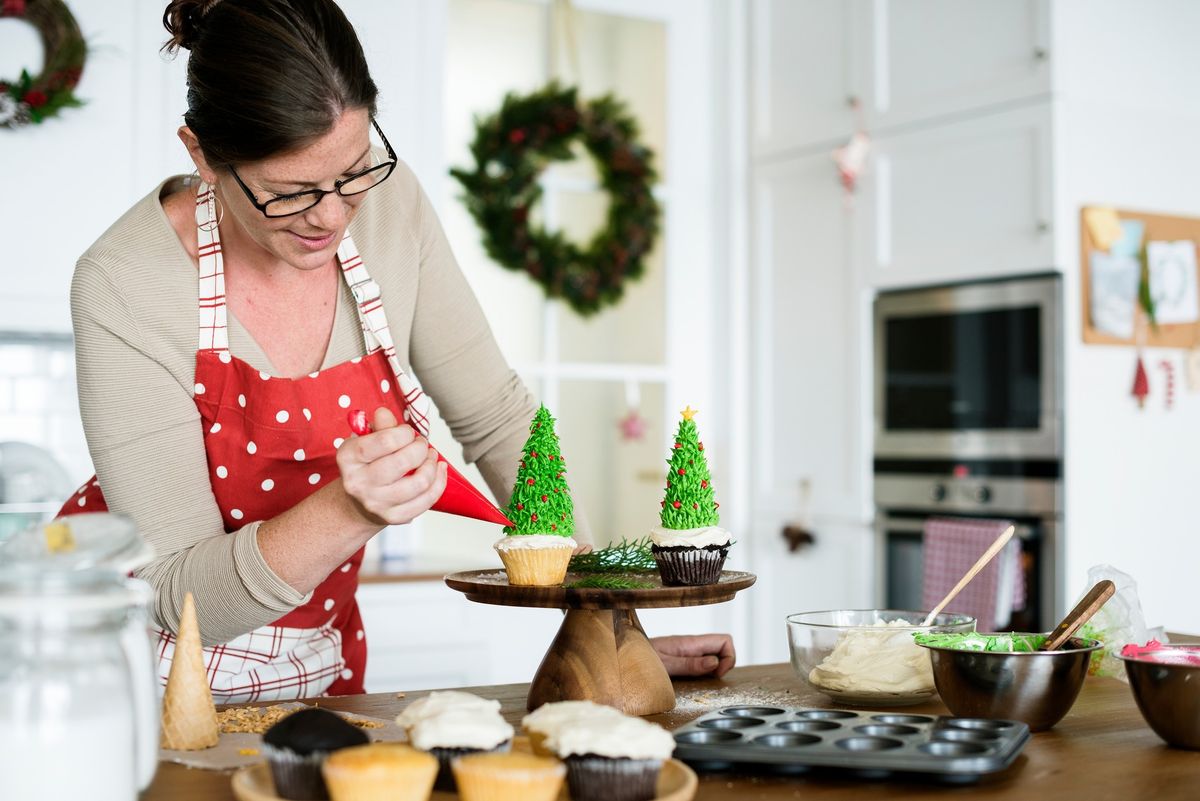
[
  {"left": 921, "top": 525, "right": 1016, "bottom": 627},
  {"left": 1038, "top": 579, "right": 1116, "bottom": 651}
]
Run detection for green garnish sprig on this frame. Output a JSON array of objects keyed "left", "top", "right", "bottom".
[
  {"left": 567, "top": 536, "right": 656, "bottom": 573},
  {"left": 566, "top": 576, "right": 656, "bottom": 590}
]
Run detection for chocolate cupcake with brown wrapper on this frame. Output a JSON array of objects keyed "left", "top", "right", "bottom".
[
  {"left": 548, "top": 716, "right": 676, "bottom": 801},
  {"left": 262, "top": 707, "right": 370, "bottom": 800},
  {"left": 652, "top": 407, "right": 731, "bottom": 586}
]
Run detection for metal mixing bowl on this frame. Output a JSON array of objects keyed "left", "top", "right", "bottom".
[
  {"left": 919, "top": 635, "right": 1102, "bottom": 731},
  {"left": 1119, "top": 646, "right": 1200, "bottom": 750}
]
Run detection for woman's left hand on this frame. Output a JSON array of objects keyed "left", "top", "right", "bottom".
[{"left": 651, "top": 634, "right": 736, "bottom": 678}]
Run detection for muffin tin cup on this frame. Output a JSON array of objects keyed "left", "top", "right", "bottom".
[{"left": 672, "top": 706, "right": 1029, "bottom": 781}]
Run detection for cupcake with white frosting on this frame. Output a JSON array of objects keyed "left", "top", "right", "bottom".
[
  {"left": 651, "top": 407, "right": 731, "bottom": 586},
  {"left": 408, "top": 708, "right": 514, "bottom": 792},
  {"left": 495, "top": 405, "right": 578, "bottom": 586},
  {"left": 547, "top": 715, "right": 675, "bottom": 801},
  {"left": 395, "top": 691, "right": 501, "bottom": 733},
  {"left": 521, "top": 700, "right": 624, "bottom": 757}
]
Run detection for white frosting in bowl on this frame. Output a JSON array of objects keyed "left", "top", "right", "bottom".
[
  {"left": 807, "top": 620, "right": 934, "bottom": 696},
  {"left": 408, "top": 709, "right": 514, "bottom": 750},
  {"left": 649, "top": 525, "right": 731, "bottom": 549},
  {"left": 548, "top": 716, "right": 675, "bottom": 760},
  {"left": 493, "top": 535, "right": 578, "bottom": 551}
]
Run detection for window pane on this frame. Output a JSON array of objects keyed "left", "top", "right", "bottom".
[{"left": 557, "top": 380, "right": 667, "bottom": 548}]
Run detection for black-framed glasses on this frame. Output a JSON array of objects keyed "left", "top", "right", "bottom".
[{"left": 229, "top": 118, "right": 397, "bottom": 218}]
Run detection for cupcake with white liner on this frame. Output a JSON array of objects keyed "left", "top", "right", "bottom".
[
  {"left": 495, "top": 405, "right": 578, "bottom": 586},
  {"left": 547, "top": 715, "right": 675, "bottom": 801},
  {"left": 651, "top": 407, "right": 731, "bottom": 586},
  {"left": 521, "top": 700, "right": 624, "bottom": 757}
]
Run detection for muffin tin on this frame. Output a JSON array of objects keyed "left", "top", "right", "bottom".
[{"left": 672, "top": 706, "right": 1028, "bottom": 782}]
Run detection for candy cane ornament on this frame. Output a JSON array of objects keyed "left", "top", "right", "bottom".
[{"left": 1159, "top": 360, "right": 1176, "bottom": 410}]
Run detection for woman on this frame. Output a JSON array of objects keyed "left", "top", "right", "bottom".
[{"left": 62, "top": 0, "right": 734, "bottom": 702}]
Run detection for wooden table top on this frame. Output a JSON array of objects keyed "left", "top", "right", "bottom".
[{"left": 145, "top": 662, "right": 1200, "bottom": 801}]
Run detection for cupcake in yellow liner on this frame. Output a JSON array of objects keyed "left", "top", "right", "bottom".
[
  {"left": 452, "top": 752, "right": 566, "bottom": 801},
  {"left": 321, "top": 743, "right": 437, "bottom": 801},
  {"left": 522, "top": 701, "right": 624, "bottom": 757},
  {"left": 494, "top": 536, "right": 575, "bottom": 586},
  {"left": 495, "top": 405, "right": 579, "bottom": 587}
]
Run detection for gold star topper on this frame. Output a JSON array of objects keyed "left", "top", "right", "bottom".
[{"left": 681, "top": 405, "right": 698, "bottom": 421}]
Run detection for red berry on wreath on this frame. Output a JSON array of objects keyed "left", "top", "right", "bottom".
[
  {"left": 23, "top": 90, "right": 47, "bottom": 108},
  {"left": 509, "top": 128, "right": 526, "bottom": 144}
]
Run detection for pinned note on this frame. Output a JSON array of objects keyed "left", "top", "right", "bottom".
[
  {"left": 1084, "top": 207, "right": 1123, "bottom": 251},
  {"left": 1146, "top": 240, "right": 1200, "bottom": 325}
]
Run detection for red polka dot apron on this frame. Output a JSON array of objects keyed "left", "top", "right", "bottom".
[{"left": 59, "top": 181, "right": 437, "bottom": 702}]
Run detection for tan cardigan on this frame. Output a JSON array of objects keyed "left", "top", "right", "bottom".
[{"left": 72, "top": 161, "right": 589, "bottom": 645}]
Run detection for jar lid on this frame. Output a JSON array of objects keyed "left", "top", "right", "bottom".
[{"left": 0, "top": 512, "right": 154, "bottom": 580}]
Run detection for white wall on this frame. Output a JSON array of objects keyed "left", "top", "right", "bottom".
[
  {"left": 0, "top": 0, "right": 441, "bottom": 333},
  {"left": 1053, "top": 0, "right": 1200, "bottom": 633}
]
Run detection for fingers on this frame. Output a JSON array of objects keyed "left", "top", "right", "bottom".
[
  {"left": 651, "top": 634, "right": 737, "bottom": 678},
  {"left": 372, "top": 406, "right": 399, "bottom": 431},
  {"left": 349, "top": 424, "right": 418, "bottom": 463},
  {"left": 380, "top": 460, "right": 448, "bottom": 522},
  {"left": 661, "top": 653, "right": 722, "bottom": 677}
]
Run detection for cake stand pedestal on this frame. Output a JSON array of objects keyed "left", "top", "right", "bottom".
[{"left": 444, "top": 570, "right": 756, "bottom": 715}]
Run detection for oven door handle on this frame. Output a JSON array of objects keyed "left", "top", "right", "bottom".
[{"left": 878, "top": 517, "right": 1037, "bottom": 540}]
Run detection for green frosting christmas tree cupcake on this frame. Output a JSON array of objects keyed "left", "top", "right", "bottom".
[
  {"left": 651, "top": 407, "right": 731, "bottom": 585},
  {"left": 494, "top": 405, "right": 578, "bottom": 586}
]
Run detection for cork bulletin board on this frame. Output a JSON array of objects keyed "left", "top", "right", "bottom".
[{"left": 1080, "top": 206, "right": 1200, "bottom": 348}]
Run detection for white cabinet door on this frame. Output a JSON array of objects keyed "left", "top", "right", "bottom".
[
  {"left": 865, "top": 104, "right": 1054, "bottom": 289},
  {"left": 862, "top": 0, "right": 1050, "bottom": 129},
  {"left": 751, "top": 153, "right": 870, "bottom": 521},
  {"left": 747, "top": 152, "right": 874, "bottom": 664},
  {"left": 749, "top": 0, "right": 863, "bottom": 156}
]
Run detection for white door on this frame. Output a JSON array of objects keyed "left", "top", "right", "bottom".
[{"left": 747, "top": 151, "right": 875, "bottom": 664}]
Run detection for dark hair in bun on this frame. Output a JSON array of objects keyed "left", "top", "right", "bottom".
[{"left": 160, "top": 0, "right": 378, "bottom": 169}]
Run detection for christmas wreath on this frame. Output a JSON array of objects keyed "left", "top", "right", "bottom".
[
  {"left": 0, "top": 0, "right": 86, "bottom": 128},
  {"left": 451, "top": 83, "right": 660, "bottom": 316}
]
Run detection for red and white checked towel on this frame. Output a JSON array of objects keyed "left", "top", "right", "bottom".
[{"left": 921, "top": 517, "right": 1026, "bottom": 632}]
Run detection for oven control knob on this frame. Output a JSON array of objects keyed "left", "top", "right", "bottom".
[
  {"left": 931, "top": 484, "right": 947, "bottom": 502},
  {"left": 974, "top": 485, "right": 992, "bottom": 504}
]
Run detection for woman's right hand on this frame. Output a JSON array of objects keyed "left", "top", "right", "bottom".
[{"left": 337, "top": 407, "right": 448, "bottom": 525}]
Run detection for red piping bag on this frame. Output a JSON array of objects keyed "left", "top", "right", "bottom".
[{"left": 348, "top": 410, "right": 514, "bottom": 527}]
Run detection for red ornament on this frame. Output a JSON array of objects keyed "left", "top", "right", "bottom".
[
  {"left": 672, "top": 501, "right": 681, "bottom": 509},
  {"left": 701, "top": 480, "right": 708, "bottom": 489},
  {"left": 551, "top": 524, "right": 557, "bottom": 531},
  {"left": 23, "top": 90, "right": 47, "bottom": 108},
  {"left": 660, "top": 500, "right": 666, "bottom": 508},
  {"left": 698, "top": 442, "right": 705, "bottom": 451},
  {"left": 540, "top": 495, "right": 548, "bottom": 502},
  {"left": 677, "top": 468, "right": 686, "bottom": 475},
  {"left": 666, "top": 479, "right": 671, "bottom": 488},
  {"left": 693, "top": 502, "right": 699, "bottom": 509},
  {"left": 530, "top": 513, "right": 538, "bottom": 522},
  {"left": 530, "top": 451, "right": 538, "bottom": 458},
  {"left": 673, "top": 442, "right": 682, "bottom": 449},
  {"left": 516, "top": 503, "right": 525, "bottom": 510},
  {"left": 1132, "top": 354, "right": 1150, "bottom": 409},
  {"left": 2, "top": 0, "right": 27, "bottom": 17},
  {"left": 509, "top": 128, "right": 527, "bottom": 145},
  {"left": 526, "top": 478, "right": 535, "bottom": 485}
]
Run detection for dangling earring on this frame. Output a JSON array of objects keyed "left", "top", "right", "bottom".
[{"left": 198, "top": 186, "right": 224, "bottom": 232}]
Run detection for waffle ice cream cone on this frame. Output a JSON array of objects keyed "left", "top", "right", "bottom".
[{"left": 160, "top": 592, "right": 219, "bottom": 750}]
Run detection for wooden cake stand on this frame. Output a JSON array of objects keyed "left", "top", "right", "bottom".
[{"left": 444, "top": 570, "right": 756, "bottom": 715}]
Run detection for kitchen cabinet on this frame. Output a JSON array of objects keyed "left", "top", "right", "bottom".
[
  {"left": 357, "top": 580, "right": 564, "bottom": 693},
  {"left": 864, "top": 104, "right": 1054, "bottom": 288},
  {"left": 861, "top": 0, "right": 1051, "bottom": 130},
  {"left": 748, "top": 0, "right": 862, "bottom": 156}
]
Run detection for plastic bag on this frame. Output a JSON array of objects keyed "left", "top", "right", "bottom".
[{"left": 1076, "top": 565, "right": 1166, "bottom": 681}]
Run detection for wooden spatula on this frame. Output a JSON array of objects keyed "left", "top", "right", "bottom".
[{"left": 1038, "top": 579, "right": 1116, "bottom": 651}]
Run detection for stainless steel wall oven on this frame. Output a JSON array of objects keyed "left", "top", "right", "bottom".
[{"left": 873, "top": 274, "right": 1063, "bottom": 630}]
